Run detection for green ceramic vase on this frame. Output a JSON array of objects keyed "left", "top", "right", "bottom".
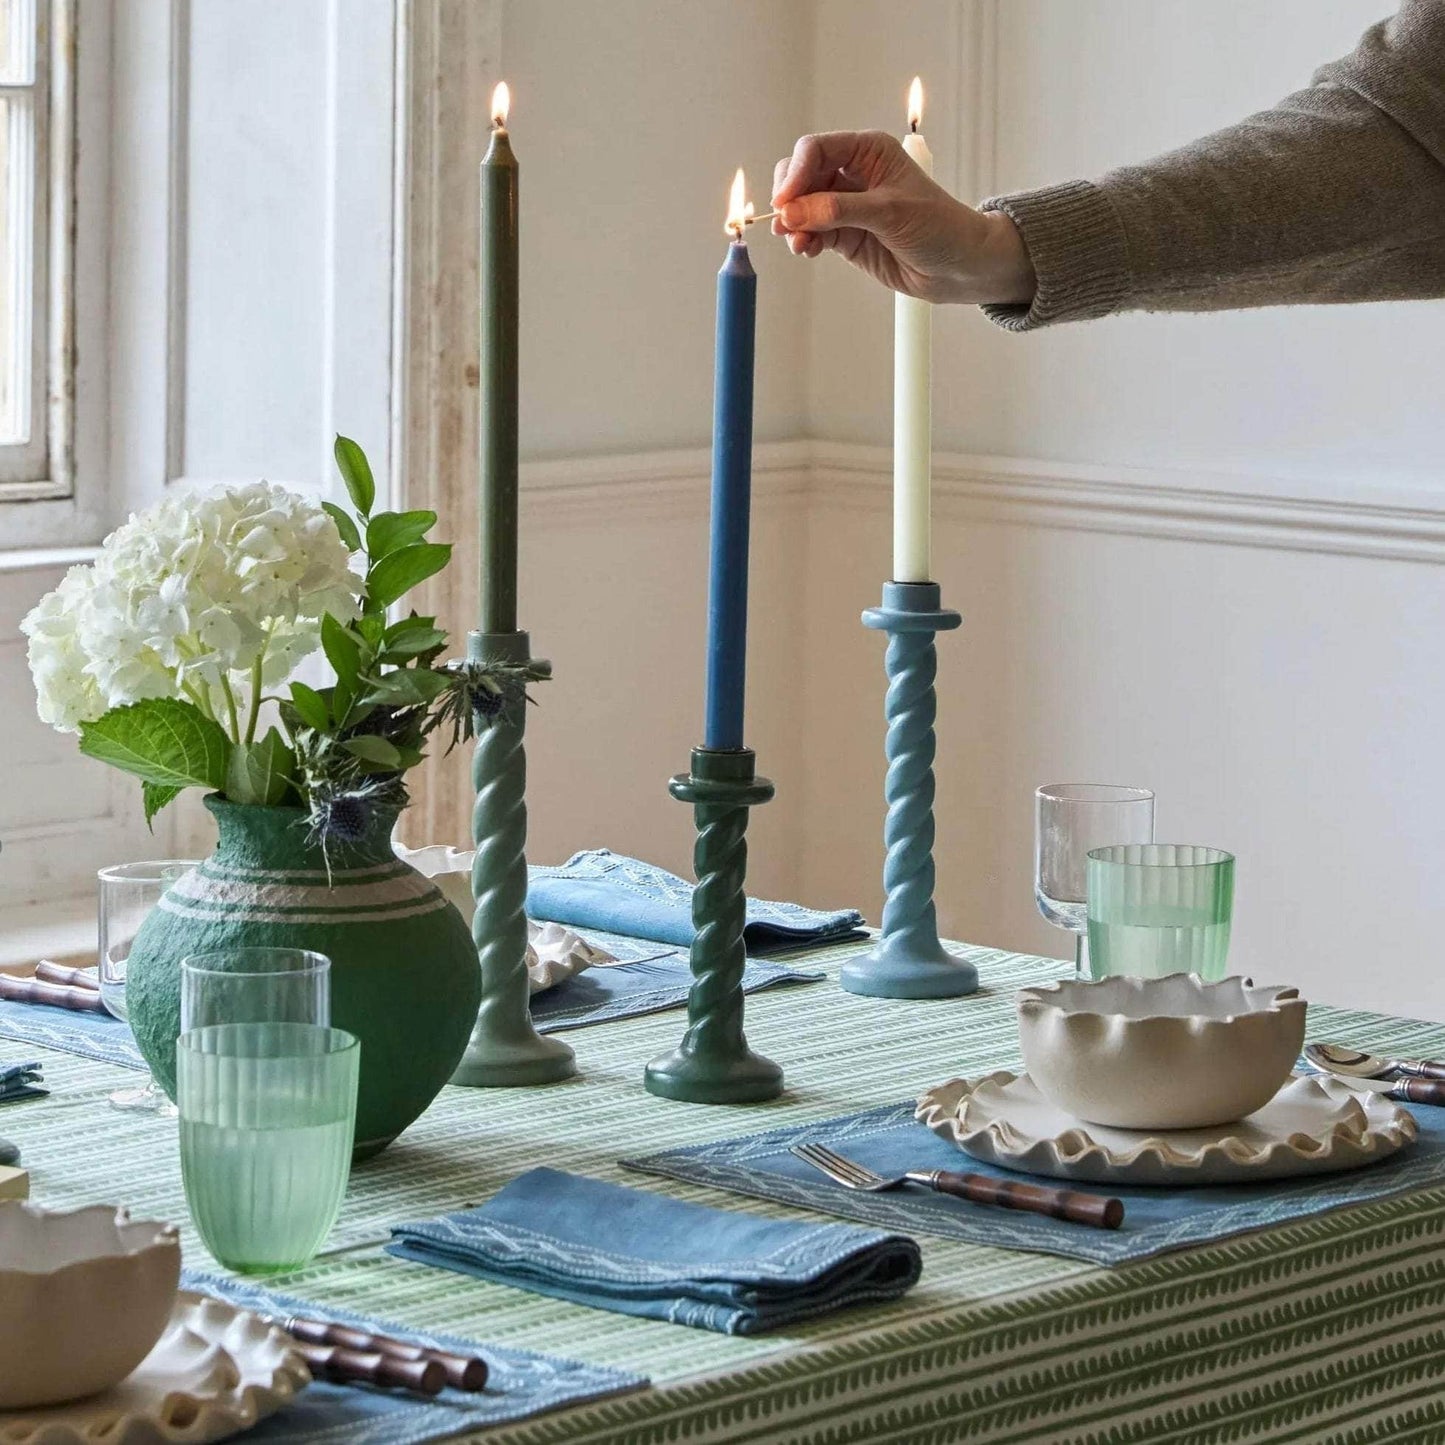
[{"left": 126, "top": 795, "right": 481, "bottom": 1159}]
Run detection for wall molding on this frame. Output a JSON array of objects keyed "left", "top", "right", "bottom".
[
  {"left": 520, "top": 440, "right": 812, "bottom": 526},
  {"left": 509, "top": 438, "right": 1445, "bottom": 566}
]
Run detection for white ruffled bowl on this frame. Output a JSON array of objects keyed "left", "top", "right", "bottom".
[
  {"left": 1016, "top": 974, "right": 1307, "bottom": 1129},
  {"left": 0, "top": 1203, "right": 181, "bottom": 1408}
]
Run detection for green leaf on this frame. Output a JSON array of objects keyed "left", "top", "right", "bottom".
[
  {"left": 142, "top": 781, "right": 183, "bottom": 829},
  {"left": 224, "top": 728, "right": 296, "bottom": 806},
  {"left": 384, "top": 613, "right": 437, "bottom": 640},
  {"left": 360, "top": 668, "right": 453, "bottom": 708},
  {"left": 341, "top": 735, "right": 403, "bottom": 771},
  {"left": 366, "top": 542, "right": 451, "bottom": 611},
  {"left": 333, "top": 435, "right": 375, "bottom": 516},
  {"left": 287, "top": 681, "right": 330, "bottom": 733},
  {"left": 321, "top": 501, "right": 362, "bottom": 553},
  {"left": 366, "top": 510, "right": 437, "bottom": 560},
  {"left": 332, "top": 678, "right": 356, "bottom": 727},
  {"left": 356, "top": 613, "right": 386, "bottom": 648},
  {"left": 321, "top": 613, "right": 362, "bottom": 692},
  {"left": 79, "top": 699, "right": 229, "bottom": 791},
  {"left": 380, "top": 627, "right": 448, "bottom": 661}
]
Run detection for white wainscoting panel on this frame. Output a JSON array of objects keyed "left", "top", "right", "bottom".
[{"left": 802, "top": 445, "right": 1445, "bottom": 1023}]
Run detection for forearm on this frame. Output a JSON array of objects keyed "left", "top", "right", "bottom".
[{"left": 981, "top": 0, "right": 1445, "bottom": 331}]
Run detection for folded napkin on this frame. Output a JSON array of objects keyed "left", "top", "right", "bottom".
[
  {"left": 386, "top": 1167, "right": 921, "bottom": 1336},
  {"left": 0, "top": 1061, "right": 45, "bottom": 1103},
  {"left": 526, "top": 850, "right": 867, "bottom": 953}
]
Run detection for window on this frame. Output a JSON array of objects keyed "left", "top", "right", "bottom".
[{"left": 0, "top": 0, "right": 71, "bottom": 500}]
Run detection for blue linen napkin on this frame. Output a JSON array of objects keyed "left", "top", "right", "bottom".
[
  {"left": 0, "top": 1060, "right": 45, "bottom": 1102},
  {"left": 527, "top": 850, "right": 866, "bottom": 953},
  {"left": 386, "top": 1167, "right": 921, "bottom": 1336}
]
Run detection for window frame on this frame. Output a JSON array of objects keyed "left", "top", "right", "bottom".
[{"left": 0, "top": 0, "right": 75, "bottom": 505}]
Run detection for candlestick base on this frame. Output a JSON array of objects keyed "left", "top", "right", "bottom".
[
  {"left": 643, "top": 747, "right": 783, "bottom": 1104},
  {"left": 840, "top": 581, "right": 979, "bottom": 1001},
  {"left": 452, "top": 629, "right": 576, "bottom": 1088}
]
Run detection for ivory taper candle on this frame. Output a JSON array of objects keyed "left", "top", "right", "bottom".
[{"left": 894, "top": 76, "right": 933, "bottom": 583}]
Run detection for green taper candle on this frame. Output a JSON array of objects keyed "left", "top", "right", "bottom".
[{"left": 479, "top": 81, "right": 519, "bottom": 635}]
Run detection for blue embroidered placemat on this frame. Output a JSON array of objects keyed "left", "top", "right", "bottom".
[
  {"left": 623, "top": 1098, "right": 1445, "bottom": 1268},
  {"left": 185, "top": 1272, "right": 644, "bottom": 1443},
  {"left": 531, "top": 939, "right": 822, "bottom": 1033},
  {"left": 0, "top": 952, "right": 821, "bottom": 1070},
  {"left": 529, "top": 849, "right": 866, "bottom": 953}
]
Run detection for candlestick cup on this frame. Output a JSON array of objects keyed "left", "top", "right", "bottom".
[{"left": 840, "top": 581, "right": 977, "bottom": 999}]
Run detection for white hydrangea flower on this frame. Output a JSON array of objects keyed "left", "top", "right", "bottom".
[
  {"left": 20, "top": 481, "right": 362, "bottom": 735},
  {"left": 19, "top": 565, "right": 108, "bottom": 731}
]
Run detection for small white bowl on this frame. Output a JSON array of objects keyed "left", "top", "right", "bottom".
[
  {"left": 0, "top": 1203, "right": 180, "bottom": 1408},
  {"left": 1017, "top": 974, "right": 1307, "bottom": 1130}
]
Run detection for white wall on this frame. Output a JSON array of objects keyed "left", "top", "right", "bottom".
[{"left": 500, "top": 0, "right": 814, "bottom": 457}]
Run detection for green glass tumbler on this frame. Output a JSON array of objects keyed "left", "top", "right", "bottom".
[
  {"left": 1086, "top": 844, "right": 1235, "bottom": 981},
  {"left": 177, "top": 1023, "right": 359, "bottom": 1274}
]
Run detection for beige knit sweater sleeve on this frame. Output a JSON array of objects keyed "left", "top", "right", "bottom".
[{"left": 980, "top": 0, "right": 1445, "bottom": 331}]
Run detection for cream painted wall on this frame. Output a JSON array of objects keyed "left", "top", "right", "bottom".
[
  {"left": 797, "top": 0, "right": 1445, "bottom": 1020},
  {"left": 808, "top": 0, "right": 1445, "bottom": 490},
  {"left": 499, "top": 0, "right": 814, "bottom": 456}
]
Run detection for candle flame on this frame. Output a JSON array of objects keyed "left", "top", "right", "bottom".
[
  {"left": 724, "top": 168, "right": 754, "bottom": 239},
  {"left": 908, "top": 75, "right": 924, "bottom": 132},
  {"left": 492, "top": 81, "right": 510, "bottom": 126}
]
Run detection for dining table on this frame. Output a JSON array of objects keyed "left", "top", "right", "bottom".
[{"left": 4, "top": 936, "right": 1445, "bottom": 1445}]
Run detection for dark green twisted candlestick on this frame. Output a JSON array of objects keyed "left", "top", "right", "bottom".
[
  {"left": 644, "top": 747, "right": 782, "bottom": 1104},
  {"left": 451, "top": 630, "right": 575, "bottom": 1087}
]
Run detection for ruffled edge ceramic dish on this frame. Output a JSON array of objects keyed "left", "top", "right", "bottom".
[
  {"left": 916, "top": 1071, "right": 1417, "bottom": 1186},
  {"left": 0, "top": 1204, "right": 181, "bottom": 1409},
  {"left": 0, "top": 1291, "right": 309, "bottom": 1445},
  {"left": 1016, "top": 973, "right": 1308, "bottom": 1128},
  {"left": 395, "top": 843, "right": 615, "bottom": 990}
]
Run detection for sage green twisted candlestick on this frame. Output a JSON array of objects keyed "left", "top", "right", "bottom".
[
  {"left": 644, "top": 747, "right": 781, "bottom": 1104},
  {"left": 840, "top": 580, "right": 978, "bottom": 999},
  {"left": 451, "top": 630, "right": 574, "bottom": 1087}
]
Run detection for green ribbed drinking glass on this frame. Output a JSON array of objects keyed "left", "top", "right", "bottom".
[
  {"left": 177, "top": 1023, "right": 358, "bottom": 1274},
  {"left": 1085, "top": 844, "right": 1235, "bottom": 981}
]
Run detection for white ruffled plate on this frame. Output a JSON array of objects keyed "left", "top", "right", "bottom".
[
  {"left": 0, "top": 1292, "right": 309, "bottom": 1445},
  {"left": 395, "top": 844, "right": 615, "bottom": 991},
  {"left": 916, "top": 1071, "right": 1417, "bottom": 1186}
]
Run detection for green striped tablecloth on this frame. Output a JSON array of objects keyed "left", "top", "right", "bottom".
[{"left": 6, "top": 941, "right": 1445, "bottom": 1444}]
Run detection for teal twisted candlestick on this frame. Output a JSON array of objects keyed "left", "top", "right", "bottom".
[
  {"left": 451, "top": 630, "right": 575, "bottom": 1087},
  {"left": 644, "top": 747, "right": 782, "bottom": 1103},
  {"left": 840, "top": 581, "right": 979, "bottom": 1000}
]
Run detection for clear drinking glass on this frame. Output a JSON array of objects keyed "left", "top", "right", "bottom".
[
  {"left": 1035, "top": 785, "right": 1155, "bottom": 974},
  {"left": 97, "top": 860, "right": 199, "bottom": 1113},
  {"left": 176, "top": 948, "right": 356, "bottom": 1274},
  {"left": 1086, "top": 844, "right": 1235, "bottom": 981},
  {"left": 179, "top": 948, "right": 331, "bottom": 1032}
]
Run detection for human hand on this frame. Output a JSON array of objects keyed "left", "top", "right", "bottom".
[{"left": 771, "top": 130, "right": 1036, "bottom": 305}]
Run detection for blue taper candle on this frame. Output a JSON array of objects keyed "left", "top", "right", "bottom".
[{"left": 703, "top": 171, "right": 758, "bottom": 752}]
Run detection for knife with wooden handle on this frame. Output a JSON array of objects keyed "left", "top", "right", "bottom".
[
  {"left": 34, "top": 961, "right": 101, "bottom": 991},
  {"left": 0, "top": 975, "right": 108, "bottom": 1013},
  {"left": 294, "top": 1341, "right": 446, "bottom": 1395}
]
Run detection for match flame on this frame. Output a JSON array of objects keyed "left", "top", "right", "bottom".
[
  {"left": 908, "top": 75, "right": 924, "bottom": 131},
  {"left": 725, "top": 168, "right": 754, "bottom": 238},
  {"left": 492, "top": 81, "right": 510, "bottom": 126}
]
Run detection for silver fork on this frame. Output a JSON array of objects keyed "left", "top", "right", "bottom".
[{"left": 790, "top": 1142, "right": 1124, "bottom": 1231}]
